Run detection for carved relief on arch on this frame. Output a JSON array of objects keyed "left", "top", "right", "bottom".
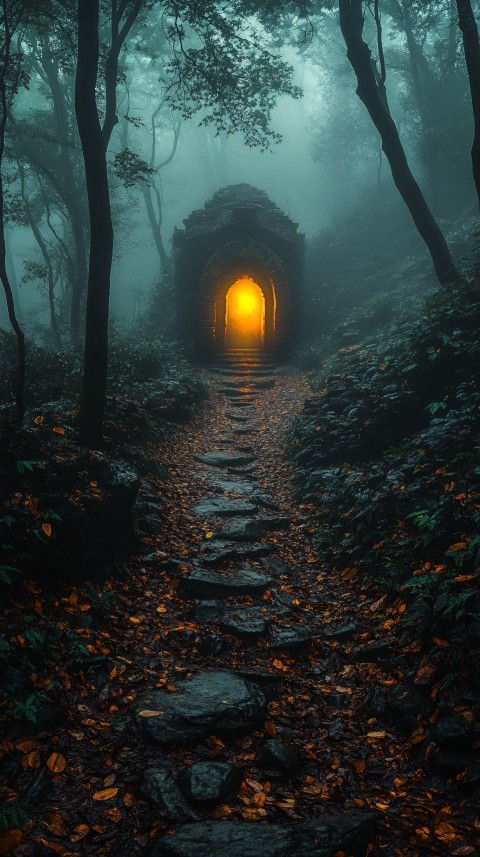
[{"left": 202, "top": 241, "right": 288, "bottom": 293}]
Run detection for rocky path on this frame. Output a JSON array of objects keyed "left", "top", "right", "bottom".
[{"left": 5, "top": 353, "right": 476, "bottom": 856}]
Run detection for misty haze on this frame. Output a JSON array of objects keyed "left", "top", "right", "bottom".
[{"left": 1, "top": 2, "right": 480, "bottom": 856}]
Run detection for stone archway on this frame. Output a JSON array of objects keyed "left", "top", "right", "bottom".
[
  {"left": 173, "top": 184, "right": 304, "bottom": 358},
  {"left": 201, "top": 239, "right": 289, "bottom": 353}
]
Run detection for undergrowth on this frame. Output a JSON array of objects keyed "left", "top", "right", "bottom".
[{"left": 291, "top": 272, "right": 480, "bottom": 676}]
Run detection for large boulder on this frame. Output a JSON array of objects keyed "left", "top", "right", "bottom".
[{"left": 135, "top": 671, "right": 266, "bottom": 746}]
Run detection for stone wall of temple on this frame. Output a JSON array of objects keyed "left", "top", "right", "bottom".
[{"left": 174, "top": 184, "right": 304, "bottom": 357}]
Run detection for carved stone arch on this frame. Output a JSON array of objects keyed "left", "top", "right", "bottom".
[{"left": 173, "top": 184, "right": 304, "bottom": 358}]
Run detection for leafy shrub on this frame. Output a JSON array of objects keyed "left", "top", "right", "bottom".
[
  {"left": 290, "top": 275, "right": 480, "bottom": 662},
  {"left": 0, "top": 331, "right": 207, "bottom": 424}
]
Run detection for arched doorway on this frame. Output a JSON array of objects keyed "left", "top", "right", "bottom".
[
  {"left": 213, "top": 264, "right": 276, "bottom": 352},
  {"left": 224, "top": 276, "right": 265, "bottom": 348},
  {"left": 174, "top": 185, "right": 304, "bottom": 358}
]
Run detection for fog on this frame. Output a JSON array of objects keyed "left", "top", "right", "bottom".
[{"left": 1, "top": 2, "right": 476, "bottom": 338}]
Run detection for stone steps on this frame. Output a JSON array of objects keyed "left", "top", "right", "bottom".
[{"left": 134, "top": 363, "right": 377, "bottom": 857}]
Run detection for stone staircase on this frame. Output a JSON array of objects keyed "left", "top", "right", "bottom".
[{"left": 133, "top": 351, "right": 376, "bottom": 857}]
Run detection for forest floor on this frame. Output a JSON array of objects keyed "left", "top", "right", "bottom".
[{"left": 1, "top": 354, "right": 478, "bottom": 857}]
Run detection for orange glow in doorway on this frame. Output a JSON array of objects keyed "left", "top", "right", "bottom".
[{"left": 225, "top": 277, "right": 265, "bottom": 347}]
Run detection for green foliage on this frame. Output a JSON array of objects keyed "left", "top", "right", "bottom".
[
  {"left": 16, "top": 460, "right": 41, "bottom": 474},
  {"left": 404, "top": 572, "right": 476, "bottom": 636},
  {"left": 0, "top": 565, "right": 22, "bottom": 585},
  {"left": 0, "top": 804, "right": 27, "bottom": 835},
  {"left": 290, "top": 272, "right": 480, "bottom": 655},
  {"left": 0, "top": 331, "right": 207, "bottom": 423},
  {"left": 162, "top": 1, "right": 302, "bottom": 149},
  {"left": 113, "top": 148, "right": 155, "bottom": 188},
  {"left": 9, "top": 692, "right": 47, "bottom": 724}
]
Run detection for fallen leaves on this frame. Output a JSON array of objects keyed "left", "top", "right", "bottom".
[
  {"left": 47, "top": 752, "right": 67, "bottom": 774},
  {"left": 92, "top": 787, "right": 119, "bottom": 801},
  {"left": 0, "top": 830, "right": 22, "bottom": 855},
  {"left": 137, "top": 709, "right": 164, "bottom": 717}
]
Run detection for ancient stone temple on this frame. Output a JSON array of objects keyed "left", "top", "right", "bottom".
[{"left": 174, "top": 184, "right": 304, "bottom": 358}]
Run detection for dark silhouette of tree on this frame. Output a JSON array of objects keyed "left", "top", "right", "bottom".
[
  {"left": 0, "top": 0, "right": 26, "bottom": 426},
  {"left": 338, "top": 0, "right": 460, "bottom": 286},
  {"left": 75, "top": 0, "right": 115, "bottom": 447},
  {"left": 456, "top": 0, "right": 480, "bottom": 208}
]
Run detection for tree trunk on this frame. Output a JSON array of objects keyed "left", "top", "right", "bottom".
[
  {"left": 456, "top": 0, "right": 480, "bottom": 208},
  {"left": 19, "top": 168, "right": 61, "bottom": 345},
  {"left": 102, "top": 0, "right": 143, "bottom": 148},
  {"left": 40, "top": 51, "right": 88, "bottom": 339},
  {"left": 338, "top": 0, "right": 459, "bottom": 285},
  {"left": 142, "top": 183, "right": 169, "bottom": 273},
  {"left": 0, "top": 2, "right": 25, "bottom": 426},
  {"left": 392, "top": 0, "right": 440, "bottom": 200},
  {"left": 75, "top": 0, "right": 114, "bottom": 447}
]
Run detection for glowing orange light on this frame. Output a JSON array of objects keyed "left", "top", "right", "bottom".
[{"left": 225, "top": 276, "right": 265, "bottom": 347}]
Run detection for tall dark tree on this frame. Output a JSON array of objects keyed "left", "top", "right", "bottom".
[
  {"left": 38, "top": 44, "right": 89, "bottom": 338},
  {"left": 75, "top": 0, "right": 114, "bottom": 446},
  {"left": 141, "top": 105, "right": 180, "bottom": 275},
  {"left": 338, "top": 0, "right": 459, "bottom": 285},
  {"left": 0, "top": 0, "right": 26, "bottom": 426},
  {"left": 456, "top": 0, "right": 480, "bottom": 208}
]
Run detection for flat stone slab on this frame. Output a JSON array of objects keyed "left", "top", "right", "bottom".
[
  {"left": 201, "top": 541, "right": 274, "bottom": 566},
  {"left": 228, "top": 464, "right": 258, "bottom": 475},
  {"left": 195, "top": 452, "right": 256, "bottom": 469},
  {"left": 270, "top": 627, "right": 313, "bottom": 652},
  {"left": 136, "top": 672, "right": 266, "bottom": 746},
  {"left": 140, "top": 768, "right": 200, "bottom": 821},
  {"left": 221, "top": 607, "right": 268, "bottom": 640},
  {"left": 225, "top": 413, "right": 250, "bottom": 422},
  {"left": 229, "top": 400, "right": 255, "bottom": 408},
  {"left": 214, "top": 519, "right": 264, "bottom": 541},
  {"left": 180, "top": 567, "right": 271, "bottom": 599},
  {"left": 193, "top": 498, "right": 258, "bottom": 518},
  {"left": 180, "top": 762, "right": 241, "bottom": 805},
  {"left": 195, "top": 600, "right": 226, "bottom": 622},
  {"left": 211, "top": 480, "right": 257, "bottom": 495},
  {"left": 151, "top": 814, "right": 377, "bottom": 857}
]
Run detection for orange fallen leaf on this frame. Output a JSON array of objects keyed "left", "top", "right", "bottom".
[
  {"left": 21, "top": 750, "right": 41, "bottom": 769},
  {"left": 47, "top": 752, "right": 67, "bottom": 774},
  {"left": 42, "top": 522, "right": 52, "bottom": 538},
  {"left": 70, "top": 824, "right": 89, "bottom": 843},
  {"left": 447, "top": 542, "right": 467, "bottom": 552},
  {"left": 138, "top": 709, "right": 164, "bottom": 717},
  {"left": 52, "top": 426, "right": 65, "bottom": 435},
  {"left": 432, "top": 637, "right": 450, "bottom": 648},
  {"left": 0, "top": 829, "right": 23, "bottom": 855},
  {"left": 93, "top": 787, "right": 118, "bottom": 801}
]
